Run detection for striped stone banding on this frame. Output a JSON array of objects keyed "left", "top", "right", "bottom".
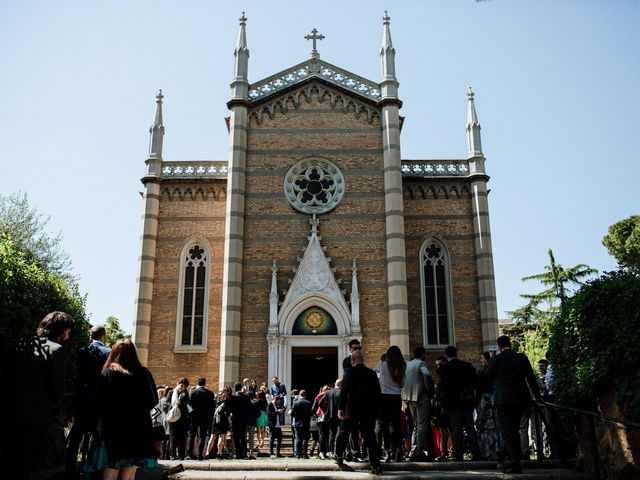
[
  {"left": 383, "top": 165, "right": 403, "bottom": 173},
  {"left": 388, "top": 303, "right": 409, "bottom": 311},
  {"left": 132, "top": 319, "right": 151, "bottom": 327},
  {"left": 381, "top": 123, "right": 400, "bottom": 130},
  {"left": 383, "top": 144, "right": 401, "bottom": 151},
  {"left": 479, "top": 295, "right": 497, "bottom": 302},
  {"left": 156, "top": 235, "right": 224, "bottom": 242},
  {"left": 143, "top": 213, "right": 159, "bottom": 220},
  {"left": 140, "top": 234, "right": 157, "bottom": 241},
  {"left": 477, "top": 274, "right": 497, "bottom": 281},
  {"left": 225, "top": 256, "right": 243, "bottom": 265},
  {"left": 230, "top": 166, "right": 247, "bottom": 174},
  {"left": 136, "top": 276, "right": 154, "bottom": 283},
  {"left": 138, "top": 254, "right": 156, "bottom": 262},
  {"left": 387, "top": 280, "right": 407, "bottom": 287},
  {"left": 384, "top": 187, "right": 403, "bottom": 194},
  {"left": 229, "top": 145, "right": 247, "bottom": 153},
  {"left": 386, "top": 256, "right": 407, "bottom": 264},
  {"left": 404, "top": 214, "right": 473, "bottom": 220},
  {"left": 230, "top": 188, "right": 245, "bottom": 195},
  {"left": 224, "top": 330, "right": 242, "bottom": 337},
  {"left": 233, "top": 125, "right": 248, "bottom": 131},
  {"left": 135, "top": 298, "right": 153, "bottom": 305},
  {"left": 144, "top": 193, "right": 161, "bottom": 200},
  {"left": 229, "top": 211, "right": 246, "bottom": 218},
  {"left": 225, "top": 305, "right": 243, "bottom": 313},
  {"left": 389, "top": 328, "right": 410, "bottom": 337},
  {"left": 224, "top": 355, "right": 241, "bottom": 363},
  {"left": 385, "top": 210, "right": 404, "bottom": 217},
  {"left": 158, "top": 216, "right": 226, "bottom": 222},
  {"left": 229, "top": 233, "right": 244, "bottom": 240},
  {"left": 135, "top": 342, "right": 149, "bottom": 349},
  {"left": 385, "top": 232, "right": 405, "bottom": 240},
  {"left": 225, "top": 280, "right": 243, "bottom": 288},
  {"left": 475, "top": 252, "right": 493, "bottom": 260}
]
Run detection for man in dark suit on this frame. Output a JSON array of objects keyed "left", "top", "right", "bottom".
[
  {"left": 7, "top": 311, "right": 75, "bottom": 480},
  {"left": 485, "top": 335, "right": 542, "bottom": 474},
  {"left": 228, "top": 382, "right": 252, "bottom": 459},
  {"left": 187, "top": 377, "right": 216, "bottom": 460},
  {"left": 342, "top": 338, "right": 361, "bottom": 371},
  {"left": 66, "top": 325, "right": 111, "bottom": 475},
  {"left": 335, "top": 350, "right": 382, "bottom": 475},
  {"left": 436, "top": 345, "right": 481, "bottom": 461},
  {"left": 291, "top": 390, "right": 313, "bottom": 458}
]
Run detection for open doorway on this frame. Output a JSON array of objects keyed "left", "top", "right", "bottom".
[{"left": 290, "top": 346, "right": 339, "bottom": 399}]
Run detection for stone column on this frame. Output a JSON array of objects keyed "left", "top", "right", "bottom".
[
  {"left": 219, "top": 104, "right": 248, "bottom": 388},
  {"left": 469, "top": 163, "right": 500, "bottom": 351},
  {"left": 133, "top": 175, "right": 160, "bottom": 365}
]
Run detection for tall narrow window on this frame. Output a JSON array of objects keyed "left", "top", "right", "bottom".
[
  {"left": 419, "top": 239, "right": 453, "bottom": 346},
  {"left": 177, "top": 242, "right": 209, "bottom": 349}
]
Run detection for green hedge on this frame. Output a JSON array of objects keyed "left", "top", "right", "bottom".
[
  {"left": 549, "top": 269, "right": 640, "bottom": 418},
  {"left": 0, "top": 235, "right": 90, "bottom": 393}
]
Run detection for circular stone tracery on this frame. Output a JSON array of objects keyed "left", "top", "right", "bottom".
[{"left": 284, "top": 159, "right": 345, "bottom": 214}]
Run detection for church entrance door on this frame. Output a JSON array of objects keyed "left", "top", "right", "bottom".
[{"left": 290, "top": 346, "right": 338, "bottom": 398}]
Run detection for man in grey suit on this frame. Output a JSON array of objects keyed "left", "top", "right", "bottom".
[
  {"left": 402, "top": 346, "right": 435, "bottom": 461},
  {"left": 485, "top": 335, "right": 542, "bottom": 474}
]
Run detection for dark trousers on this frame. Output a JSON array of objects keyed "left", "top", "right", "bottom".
[
  {"left": 66, "top": 409, "right": 99, "bottom": 471},
  {"left": 376, "top": 394, "right": 402, "bottom": 451},
  {"left": 318, "top": 421, "right": 330, "bottom": 454},
  {"left": 6, "top": 425, "right": 47, "bottom": 480},
  {"left": 188, "top": 417, "right": 210, "bottom": 458},
  {"left": 497, "top": 404, "right": 524, "bottom": 465},
  {"left": 232, "top": 422, "right": 247, "bottom": 459},
  {"left": 448, "top": 404, "right": 480, "bottom": 460},
  {"left": 170, "top": 421, "right": 188, "bottom": 459},
  {"left": 269, "top": 426, "right": 282, "bottom": 455},
  {"left": 328, "top": 418, "right": 341, "bottom": 453},
  {"left": 294, "top": 426, "right": 309, "bottom": 457},
  {"left": 335, "top": 417, "right": 381, "bottom": 468}
]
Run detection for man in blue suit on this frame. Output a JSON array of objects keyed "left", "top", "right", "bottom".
[{"left": 66, "top": 324, "right": 111, "bottom": 476}]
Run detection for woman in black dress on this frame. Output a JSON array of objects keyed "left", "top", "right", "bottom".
[{"left": 99, "top": 339, "right": 159, "bottom": 480}]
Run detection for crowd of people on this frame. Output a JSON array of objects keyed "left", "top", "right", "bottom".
[{"left": 6, "top": 311, "right": 557, "bottom": 479}]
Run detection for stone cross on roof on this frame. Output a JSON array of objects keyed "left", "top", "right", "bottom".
[{"left": 305, "top": 28, "right": 325, "bottom": 59}]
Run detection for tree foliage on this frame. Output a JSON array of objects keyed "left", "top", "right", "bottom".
[
  {"left": 548, "top": 269, "right": 640, "bottom": 419},
  {"left": 0, "top": 235, "right": 90, "bottom": 383},
  {"left": 602, "top": 215, "right": 640, "bottom": 272},
  {"left": 0, "top": 192, "right": 73, "bottom": 281},
  {"left": 105, "top": 315, "right": 129, "bottom": 347},
  {"left": 506, "top": 249, "right": 596, "bottom": 366}
]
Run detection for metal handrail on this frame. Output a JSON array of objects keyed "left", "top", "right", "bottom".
[
  {"left": 540, "top": 400, "right": 638, "bottom": 480},
  {"left": 544, "top": 401, "right": 640, "bottom": 429}
]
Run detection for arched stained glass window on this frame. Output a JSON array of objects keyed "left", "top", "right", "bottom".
[
  {"left": 176, "top": 241, "right": 210, "bottom": 349},
  {"left": 419, "top": 239, "right": 453, "bottom": 347}
]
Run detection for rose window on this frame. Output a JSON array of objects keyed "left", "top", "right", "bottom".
[{"left": 284, "top": 159, "right": 345, "bottom": 214}]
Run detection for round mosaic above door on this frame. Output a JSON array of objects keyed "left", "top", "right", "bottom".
[{"left": 284, "top": 158, "right": 345, "bottom": 214}]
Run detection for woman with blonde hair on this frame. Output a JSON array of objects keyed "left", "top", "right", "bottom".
[
  {"left": 98, "top": 339, "right": 159, "bottom": 480},
  {"left": 376, "top": 345, "right": 406, "bottom": 462}
]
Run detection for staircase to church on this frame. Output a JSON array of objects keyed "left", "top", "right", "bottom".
[{"left": 162, "top": 427, "right": 591, "bottom": 479}]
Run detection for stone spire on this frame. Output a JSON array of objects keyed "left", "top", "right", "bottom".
[
  {"left": 380, "top": 11, "right": 398, "bottom": 99},
  {"left": 269, "top": 260, "right": 279, "bottom": 329},
  {"left": 466, "top": 87, "right": 483, "bottom": 159},
  {"left": 148, "top": 89, "right": 164, "bottom": 160},
  {"left": 350, "top": 259, "right": 361, "bottom": 334},
  {"left": 231, "top": 12, "right": 249, "bottom": 100}
]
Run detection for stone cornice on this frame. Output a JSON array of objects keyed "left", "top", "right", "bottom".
[{"left": 248, "top": 80, "right": 382, "bottom": 126}]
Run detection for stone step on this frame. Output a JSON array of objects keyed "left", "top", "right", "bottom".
[
  {"left": 169, "top": 467, "right": 589, "bottom": 480},
  {"left": 162, "top": 458, "right": 590, "bottom": 480}
]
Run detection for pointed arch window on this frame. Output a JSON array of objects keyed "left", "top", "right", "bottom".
[
  {"left": 419, "top": 239, "right": 454, "bottom": 347},
  {"left": 175, "top": 240, "right": 210, "bottom": 351}
]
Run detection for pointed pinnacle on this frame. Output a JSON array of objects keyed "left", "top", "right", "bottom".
[{"left": 239, "top": 11, "right": 247, "bottom": 25}]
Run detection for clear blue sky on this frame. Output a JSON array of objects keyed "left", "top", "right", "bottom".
[{"left": 1, "top": 1, "right": 638, "bottom": 333}]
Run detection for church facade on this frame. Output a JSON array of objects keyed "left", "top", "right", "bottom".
[{"left": 132, "top": 14, "right": 499, "bottom": 390}]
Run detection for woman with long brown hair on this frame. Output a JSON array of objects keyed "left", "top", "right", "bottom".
[
  {"left": 98, "top": 339, "right": 159, "bottom": 480},
  {"left": 376, "top": 345, "right": 406, "bottom": 462}
]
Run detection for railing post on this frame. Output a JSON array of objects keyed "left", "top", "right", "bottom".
[
  {"left": 588, "top": 415, "right": 601, "bottom": 480},
  {"left": 535, "top": 406, "right": 545, "bottom": 464}
]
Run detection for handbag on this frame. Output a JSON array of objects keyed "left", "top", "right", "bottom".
[
  {"left": 81, "top": 420, "right": 108, "bottom": 473},
  {"left": 167, "top": 402, "right": 182, "bottom": 422}
]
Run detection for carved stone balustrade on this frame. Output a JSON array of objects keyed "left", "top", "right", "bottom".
[
  {"left": 401, "top": 159, "right": 470, "bottom": 177},
  {"left": 161, "top": 161, "right": 228, "bottom": 179}
]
